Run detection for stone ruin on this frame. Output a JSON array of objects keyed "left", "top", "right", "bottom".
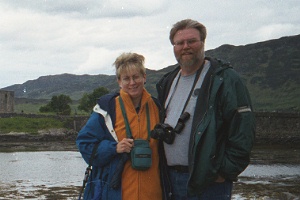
[{"left": 0, "top": 90, "right": 14, "bottom": 113}]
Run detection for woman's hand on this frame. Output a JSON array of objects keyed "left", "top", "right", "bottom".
[{"left": 116, "top": 138, "right": 134, "bottom": 153}]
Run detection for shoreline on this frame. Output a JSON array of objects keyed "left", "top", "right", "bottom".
[
  {"left": 0, "top": 129, "right": 78, "bottom": 152},
  {"left": 1, "top": 129, "right": 300, "bottom": 152}
]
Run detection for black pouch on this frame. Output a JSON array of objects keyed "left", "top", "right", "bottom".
[{"left": 131, "top": 139, "right": 152, "bottom": 170}]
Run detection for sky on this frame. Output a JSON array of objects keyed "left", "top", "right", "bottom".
[{"left": 0, "top": 0, "right": 299, "bottom": 89}]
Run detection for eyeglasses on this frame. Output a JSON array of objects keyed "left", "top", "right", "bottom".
[
  {"left": 173, "top": 38, "right": 201, "bottom": 49},
  {"left": 121, "top": 75, "right": 144, "bottom": 85}
]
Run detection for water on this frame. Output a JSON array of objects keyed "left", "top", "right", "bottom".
[
  {"left": 0, "top": 145, "right": 300, "bottom": 199},
  {"left": 0, "top": 151, "right": 87, "bottom": 200},
  {"left": 0, "top": 151, "right": 86, "bottom": 185}
]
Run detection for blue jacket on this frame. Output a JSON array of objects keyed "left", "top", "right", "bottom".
[{"left": 76, "top": 93, "right": 122, "bottom": 200}]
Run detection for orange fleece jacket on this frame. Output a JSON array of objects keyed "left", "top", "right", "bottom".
[{"left": 115, "top": 89, "right": 162, "bottom": 200}]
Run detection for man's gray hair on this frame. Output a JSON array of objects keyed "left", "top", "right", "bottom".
[{"left": 169, "top": 19, "right": 207, "bottom": 45}]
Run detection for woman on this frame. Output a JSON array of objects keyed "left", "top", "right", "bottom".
[{"left": 76, "top": 52, "right": 162, "bottom": 200}]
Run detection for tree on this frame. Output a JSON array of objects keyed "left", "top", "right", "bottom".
[
  {"left": 39, "top": 94, "right": 72, "bottom": 115},
  {"left": 78, "top": 87, "right": 109, "bottom": 112}
]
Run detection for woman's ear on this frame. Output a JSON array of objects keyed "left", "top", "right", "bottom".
[{"left": 117, "top": 78, "right": 122, "bottom": 88}]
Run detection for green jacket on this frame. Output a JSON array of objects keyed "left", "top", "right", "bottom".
[{"left": 156, "top": 57, "right": 256, "bottom": 197}]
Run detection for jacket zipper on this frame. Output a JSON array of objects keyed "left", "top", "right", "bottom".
[{"left": 190, "top": 74, "right": 213, "bottom": 164}]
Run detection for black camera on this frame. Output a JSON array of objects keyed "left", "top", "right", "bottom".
[
  {"left": 151, "top": 123, "right": 175, "bottom": 144},
  {"left": 151, "top": 112, "right": 190, "bottom": 144}
]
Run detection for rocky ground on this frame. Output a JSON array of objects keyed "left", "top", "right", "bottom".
[
  {"left": 0, "top": 176, "right": 299, "bottom": 200},
  {"left": 1, "top": 127, "right": 300, "bottom": 152},
  {"left": 0, "top": 129, "right": 78, "bottom": 152}
]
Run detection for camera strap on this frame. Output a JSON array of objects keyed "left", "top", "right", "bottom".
[
  {"left": 166, "top": 61, "right": 205, "bottom": 116},
  {"left": 118, "top": 97, "right": 151, "bottom": 140}
]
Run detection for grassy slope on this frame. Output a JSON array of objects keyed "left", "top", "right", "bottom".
[{"left": 0, "top": 117, "right": 65, "bottom": 134}]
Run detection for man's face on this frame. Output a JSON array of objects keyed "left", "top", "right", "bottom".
[{"left": 173, "top": 28, "right": 205, "bottom": 68}]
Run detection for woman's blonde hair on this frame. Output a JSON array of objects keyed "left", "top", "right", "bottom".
[{"left": 113, "top": 52, "right": 146, "bottom": 79}]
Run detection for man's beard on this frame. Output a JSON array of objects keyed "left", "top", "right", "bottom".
[
  {"left": 177, "top": 53, "right": 199, "bottom": 68},
  {"left": 178, "top": 57, "right": 197, "bottom": 68},
  {"left": 177, "top": 50, "right": 204, "bottom": 68}
]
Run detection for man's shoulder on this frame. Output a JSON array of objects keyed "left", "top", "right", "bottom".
[
  {"left": 150, "top": 96, "right": 161, "bottom": 109},
  {"left": 206, "top": 57, "right": 243, "bottom": 82},
  {"left": 163, "top": 63, "right": 180, "bottom": 75},
  {"left": 207, "top": 57, "right": 231, "bottom": 69},
  {"left": 159, "top": 64, "right": 180, "bottom": 82}
]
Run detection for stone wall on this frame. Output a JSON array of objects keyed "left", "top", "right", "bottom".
[
  {"left": 254, "top": 112, "right": 300, "bottom": 144},
  {"left": 0, "top": 90, "right": 14, "bottom": 113}
]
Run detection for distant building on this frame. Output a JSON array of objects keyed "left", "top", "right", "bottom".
[{"left": 0, "top": 90, "right": 14, "bottom": 113}]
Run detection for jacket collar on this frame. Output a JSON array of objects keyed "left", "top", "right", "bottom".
[{"left": 119, "top": 88, "right": 152, "bottom": 113}]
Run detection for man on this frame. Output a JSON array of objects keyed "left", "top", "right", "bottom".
[{"left": 155, "top": 19, "right": 256, "bottom": 199}]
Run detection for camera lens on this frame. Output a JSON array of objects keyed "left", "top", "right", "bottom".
[
  {"left": 179, "top": 112, "right": 190, "bottom": 123},
  {"left": 174, "top": 112, "right": 190, "bottom": 134}
]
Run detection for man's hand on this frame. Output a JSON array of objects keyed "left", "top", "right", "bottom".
[{"left": 215, "top": 175, "right": 225, "bottom": 183}]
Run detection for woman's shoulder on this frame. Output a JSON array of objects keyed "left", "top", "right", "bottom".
[
  {"left": 97, "top": 92, "right": 119, "bottom": 106},
  {"left": 93, "top": 92, "right": 119, "bottom": 118}
]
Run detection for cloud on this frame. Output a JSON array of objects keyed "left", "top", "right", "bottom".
[
  {"left": 74, "top": 47, "right": 119, "bottom": 75},
  {"left": 0, "top": 0, "right": 299, "bottom": 88},
  {"left": 256, "top": 23, "right": 299, "bottom": 42},
  {"left": 4, "top": 0, "right": 169, "bottom": 18}
]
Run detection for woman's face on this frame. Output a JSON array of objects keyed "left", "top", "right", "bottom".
[{"left": 118, "top": 69, "right": 146, "bottom": 100}]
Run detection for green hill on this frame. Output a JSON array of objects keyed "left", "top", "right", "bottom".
[{"left": 2, "top": 34, "right": 300, "bottom": 112}]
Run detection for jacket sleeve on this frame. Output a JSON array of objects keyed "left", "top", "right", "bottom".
[
  {"left": 219, "top": 69, "right": 256, "bottom": 179},
  {"left": 76, "top": 112, "right": 118, "bottom": 167}
]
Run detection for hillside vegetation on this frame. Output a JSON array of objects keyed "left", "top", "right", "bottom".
[
  {"left": 0, "top": 117, "right": 65, "bottom": 134},
  {"left": 2, "top": 34, "right": 300, "bottom": 112}
]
